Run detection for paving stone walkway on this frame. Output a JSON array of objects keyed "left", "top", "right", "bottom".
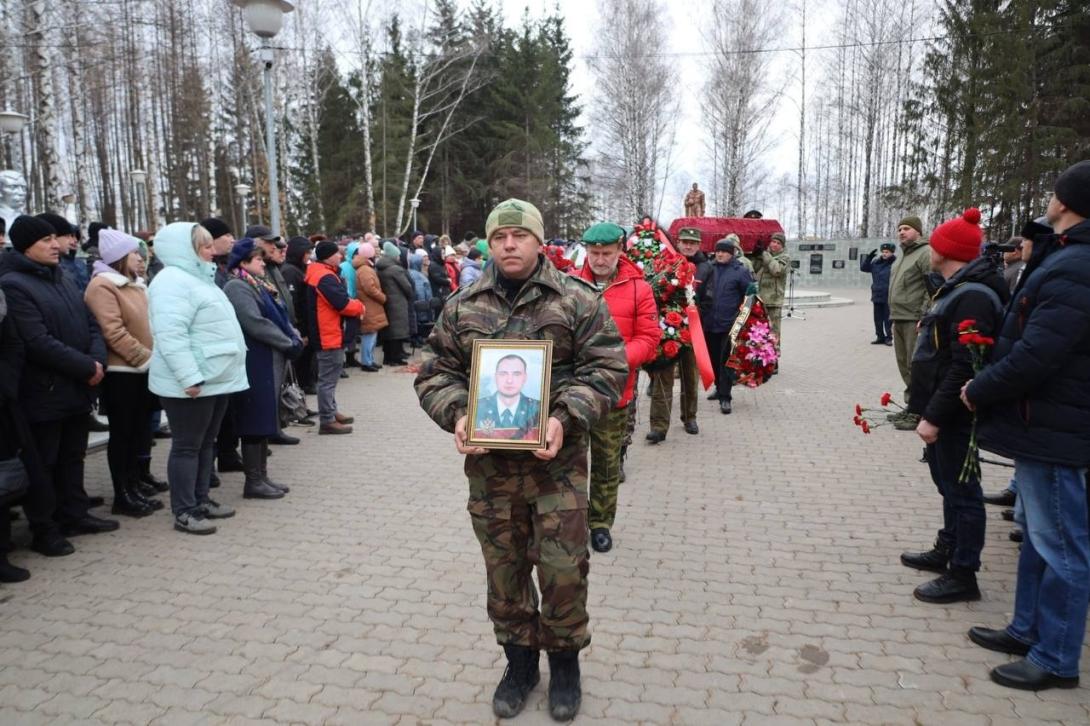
[{"left": 2, "top": 288, "right": 1088, "bottom": 725}]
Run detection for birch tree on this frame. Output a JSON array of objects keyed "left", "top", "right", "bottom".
[{"left": 588, "top": 0, "right": 676, "bottom": 222}]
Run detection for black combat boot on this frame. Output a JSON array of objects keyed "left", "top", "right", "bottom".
[
  {"left": 492, "top": 644, "right": 540, "bottom": 718},
  {"left": 590, "top": 528, "right": 612, "bottom": 553},
  {"left": 547, "top": 650, "right": 581, "bottom": 721},
  {"left": 900, "top": 538, "right": 952, "bottom": 573},
  {"left": 913, "top": 567, "right": 981, "bottom": 604}
]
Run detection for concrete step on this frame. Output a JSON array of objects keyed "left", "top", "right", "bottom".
[{"left": 786, "top": 290, "right": 854, "bottom": 309}]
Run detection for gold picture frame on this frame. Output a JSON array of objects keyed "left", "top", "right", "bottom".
[{"left": 466, "top": 339, "right": 554, "bottom": 451}]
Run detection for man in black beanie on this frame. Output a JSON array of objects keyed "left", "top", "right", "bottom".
[
  {"left": 37, "top": 212, "right": 88, "bottom": 293},
  {"left": 201, "top": 217, "right": 235, "bottom": 289},
  {"left": 0, "top": 216, "right": 115, "bottom": 557}
]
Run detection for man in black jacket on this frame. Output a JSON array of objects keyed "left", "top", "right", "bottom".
[
  {"left": 282, "top": 236, "right": 315, "bottom": 393},
  {"left": 898, "top": 208, "right": 1007, "bottom": 605},
  {"left": 0, "top": 216, "right": 115, "bottom": 557},
  {"left": 962, "top": 161, "right": 1090, "bottom": 691},
  {"left": 700, "top": 238, "right": 753, "bottom": 414}
]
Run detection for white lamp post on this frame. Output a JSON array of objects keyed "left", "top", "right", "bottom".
[
  {"left": 0, "top": 110, "right": 28, "bottom": 170},
  {"left": 232, "top": 0, "right": 294, "bottom": 238},
  {"left": 410, "top": 197, "right": 421, "bottom": 235},
  {"left": 130, "top": 169, "right": 148, "bottom": 229},
  {"left": 235, "top": 183, "right": 252, "bottom": 232}
]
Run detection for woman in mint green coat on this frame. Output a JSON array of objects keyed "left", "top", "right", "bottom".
[{"left": 147, "top": 222, "right": 247, "bottom": 535}]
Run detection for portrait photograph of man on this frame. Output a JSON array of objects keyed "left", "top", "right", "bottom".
[{"left": 467, "top": 342, "right": 552, "bottom": 448}]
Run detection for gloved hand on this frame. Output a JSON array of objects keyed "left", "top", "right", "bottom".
[{"left": 867, "top": 248, "right": 878, "bottom": 258}]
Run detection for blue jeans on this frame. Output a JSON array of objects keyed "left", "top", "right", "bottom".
[
  {"left": 1007, "top": 459, "right": 1090, "bottom": 678},
  {"left": 360, "top": 332, "right": 378, "bottom": 366}
]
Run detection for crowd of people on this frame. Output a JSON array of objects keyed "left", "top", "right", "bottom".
[
  {"left": 1, "top": 160, "right": 1087, "bottom": 718},
  {"left": 854, "top": 161, "right": 1090, "bottom": 693},
  {"left": 0, "top": 213, "right": 505, "bottom": 575}
]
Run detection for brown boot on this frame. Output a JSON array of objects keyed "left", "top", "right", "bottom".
[
  {"left": 334, "top": 412, "right": 355, "bottom": 425},
  {"left": 320, "top": 421, "right": 353, "bottom": 435}
]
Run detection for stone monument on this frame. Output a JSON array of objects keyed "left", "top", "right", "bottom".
[
  {"left": 0, "top": 170, "right": 28, "bottom": 226},
  {"left": 683, "top": 182, "right": 705, "bottom": 218}
]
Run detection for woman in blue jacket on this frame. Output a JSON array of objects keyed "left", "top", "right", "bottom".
[
  {"left": 860, "top": 243, "right": 896, "bottom": 345},
  {"left": 148, "top": 222, "right": 248, "bottom": 535}
]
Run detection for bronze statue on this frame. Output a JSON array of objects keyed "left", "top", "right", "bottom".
[{"left": 683, "top": 182, "right": 705, "bottom": 218}]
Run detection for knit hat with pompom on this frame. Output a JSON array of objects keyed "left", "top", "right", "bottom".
[{"left": 930, "top": 208, "right": 983, "bottom": 263}]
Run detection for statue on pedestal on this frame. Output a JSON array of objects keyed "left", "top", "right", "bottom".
[
  {"left": 0, "top": 170, "right": 28, "bottom": 226},
  {"left": 683, "top": 182, "right": 705, "bottom": 218}
]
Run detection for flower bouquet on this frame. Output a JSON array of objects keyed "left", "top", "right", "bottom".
[
  {"left": 957, "top": 319, "right": 995, "bottom": 484},
  {"left": 545, "top": 244, "right": 576, "bottom": 273},
  {"left": 625, "top": 217, "right": 698, "bottom": 369},
  {"left": 726, "top": 295, "right": 780, "bottom": 387}
]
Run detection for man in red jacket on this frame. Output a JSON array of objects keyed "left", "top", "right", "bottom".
[
  {"left": 305, "top": 240, "right": 364, "bottom": 435},
  {"left": 578, "top": 223, "right": 661, "bottom": 553}
]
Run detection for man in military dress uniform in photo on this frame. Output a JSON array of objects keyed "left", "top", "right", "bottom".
[
  {"left": 474, "top": 354, "right": 542, "bottom": 441},
  {"left": 415, "top": 199, "right": 627, "bottom": 721}
]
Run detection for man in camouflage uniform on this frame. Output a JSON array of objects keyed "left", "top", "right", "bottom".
[
  {"left": 415, "top": 199, "right": 627, "bottom": 721},
  {"left": 756, "top": 232, "right": 790, "bottom": 356},
  {"left": 648, "top": 227, "right": 710, "bottom": 441}
]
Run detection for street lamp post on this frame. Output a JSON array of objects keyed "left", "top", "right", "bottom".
[
  {"left": 0, "top": 110, "right": 28, "bottom": 170},
  {"left": 232, "top": 0, "right": 294, "bottom": 239},
  {"left": 235, "top": 183, "right": 252, "bottom": 233},
  {"left": 130, "top": 168, "right": 147, "bottom": 230},
  {"left": 410, "top": 197, "right": 421, "bottom": 235}
]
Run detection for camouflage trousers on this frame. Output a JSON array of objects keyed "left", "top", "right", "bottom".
[
  {"left": 767, "top": 305, "right": 783, "bottom": 352},
  {"left": 648, "top": 346, "right": 698, "bottom": 434},
  {"left": 465, "top": 440, "right": 591, "bottom": 652},
  {"left": 588, "top": 406, "right": 629, "bottom": 530},
  {"left": 622, "top": 384, "right": 638, "bottom": 448}
]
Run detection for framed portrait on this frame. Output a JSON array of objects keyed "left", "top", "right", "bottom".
[{"left": 466, "top": 339, "right": 553, "bottom": 450}]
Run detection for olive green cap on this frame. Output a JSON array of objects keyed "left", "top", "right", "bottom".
[
  {"left": 581, "top": 222, "right": 626, "bottom": 246},
  {"left": 677, "top": 227, "right": 701, "bottom": 242},
  {"left": 485, "top": 198, "right": 545, "bottom": 244}
]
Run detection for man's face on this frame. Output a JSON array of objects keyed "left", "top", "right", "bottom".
[
  {"left": 1003, "top": 248, "right": 1022, "bottom": 265},
  {"left": 489, "top": 227, "right": 540, "bottom": 279},
  {"left": 880, "top": 249, "right": 894, "bottom": 259},
  {"left": 769, "top": 239, "right": 784, "bottom": 254},
  {"left": 897, "top": 225, "right": 920, "bottom": 244},
  {"left": 327, "top": 250, "right": 344, "bottom": 267},
  {"left": 212, "top": 233, "right": 235, "bottom": 257},
  {"left": 25, "top": 234, "right": 60, "bottom": 266},
  {"left": 495, "top": 358, "right": 527, "bottom": 398},
  {"left": 1021, "top": 238, "right": 1034, "bottom": 263},
  {"left": 412, "top": 234, "right": 424, "bottom": 248},
  {"left": 1045, "top": 194, "right": 1063, "bottom": 227},
  {"left": 586, "top": 242, "right": 622, "bottom": 280},
  {"left": 677, "top": 239, "right": 700, "bottom": 258},
  {"left": 714, "top": 249, "right": 734, "bottom": 264},
  {"left": 929, "top": 246, "right": 942, "bottom": 271},
  {"left": 691, "top": 183, "right": 698, "bottom": 191},
  {"left": 58, "top": 233, "right": 77, "bottom": 252}
]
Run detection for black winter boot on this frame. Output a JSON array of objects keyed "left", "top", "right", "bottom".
[
  {"left": 139, "top": 459, "right": 169, "bottom": 492},
  {"left": 127, "top": 476, "right": 163, "bottom": 512},
  {"left": 492, "top": 644, "right": 540, "bottom": 718},
  {"left": 242, "top": 443, "right": 283, "bottom": 500},
  {"left": 900, "top": 539, "right": 952, "bottom": 573},
  {"left": 914, "top": 567, "right": 981, "bottom": 604},
  {"left": 547, "top": 650, "right": 582, "bottom": 721},
  {"left": 110, "top": 478, "right": 153, "bottom": 518}
]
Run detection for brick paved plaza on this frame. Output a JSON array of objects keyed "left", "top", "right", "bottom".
[{"left": 2, "top": 289, "right": 1089, "bottom": 725}]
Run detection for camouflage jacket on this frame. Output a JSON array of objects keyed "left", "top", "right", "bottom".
[
  {"left": 757, "top": 250, "right": 790, "bottom": 306},
  {"left": 415, "top": 256, "right": 628, "bottom": 436}
]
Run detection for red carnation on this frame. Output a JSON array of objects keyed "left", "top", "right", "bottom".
[
  {"left": 855, "top": 403, "right": 863, "bottom": 416},
  {"left": 862, "top": 421, "right": 871, "bottom": 434},
  {"left": 880, "top": 392, "right": 892, "bottom": 407},
  {"left": 662, "top": 340, "right": 681, "bottom": 358},
  {"left": 665, "top": 311, "right": 683, "bottom": 327},
  {"left": 853, "top": 416, "right": 862, "bottom": 426},
  {"left": 958, "top": 319, "right": 976, "bottom": 332}
]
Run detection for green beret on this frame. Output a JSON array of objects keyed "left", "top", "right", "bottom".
[
  {"left": 581, "top": 222, "right": 626, "bottom": 246},
  {"left": 677, "top": 227, "right": 701, "bottom": 242}
]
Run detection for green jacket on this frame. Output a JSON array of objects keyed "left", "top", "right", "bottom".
[
  {"left": 415, "top": 256, "right": 628, "bottom": 436},
  {"left": 757, "top": 250, "right": 790, "bottom": 307},
  {"left": 888, "top": 239, "right": 932, "bottom": 320}
]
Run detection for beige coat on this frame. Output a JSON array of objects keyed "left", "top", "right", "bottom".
[
  {"left": 354, "top": 258, "right": 389, "bottom": 333},
  {"left": 84, "top": 272, "right": 153, "bottom": 372}
]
